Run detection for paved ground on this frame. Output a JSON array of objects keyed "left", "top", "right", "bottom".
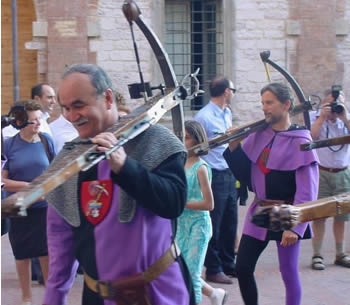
[{"left": 2, "top": 202, "right": 350, "bottom": 305}]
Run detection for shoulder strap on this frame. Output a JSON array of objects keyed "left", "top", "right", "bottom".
[{"left": 38, "top": 133, "right": 53, "bottom": 162}]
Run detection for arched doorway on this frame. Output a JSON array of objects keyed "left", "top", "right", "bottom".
[{"left": 1, "top": 0, "right": 37, "bottom": 114}]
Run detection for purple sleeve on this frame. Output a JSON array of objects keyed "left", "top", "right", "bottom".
[
  {"left": 1, "top": 156, "right": 6, "bottom": 169},
  {"left": 292, "top": 163, "right": 319, "bottom": 237},
  {"left": 1, "top": 155, "right": 6, "bottom": 187},
  {"left": 43, "top": 206, "right": 79, "bottom": 305}
]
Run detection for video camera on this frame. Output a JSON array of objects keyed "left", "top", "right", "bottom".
[
  {"left": 330, "top": 85, "right": 344, "bottom": 114},
  {"left": 1, "top": 105, "right": 29, "bottom": 130}
]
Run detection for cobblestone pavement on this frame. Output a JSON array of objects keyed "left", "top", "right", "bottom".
[{"left": 2, "top": 203, "right": 350, "bottom": 305}]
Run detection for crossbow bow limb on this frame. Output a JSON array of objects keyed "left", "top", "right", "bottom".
[
  {"left": 260, "top": 50, "right": 312, "bottom": 129},
  {"left": 122, "top": 0, "right": 186, "bottom": 141},
  {"left": 187, "top": 51, "right": 315, "bottom": 156}
]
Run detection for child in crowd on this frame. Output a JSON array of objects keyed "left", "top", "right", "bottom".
[{"left": 176, "top": 120, "right": 227, "bottom": 305}]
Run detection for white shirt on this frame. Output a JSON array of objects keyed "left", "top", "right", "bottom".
[
  {"left": 49, "top": 115, "right": 78, "bottom": 152},
  {"left": 40, "top": 112, "right": 52, "bottom": 136},
  {"left": 310, "top": 111, "right": 350, "bottom": 168}
]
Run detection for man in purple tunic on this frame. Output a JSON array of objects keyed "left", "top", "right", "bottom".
[
  {"left": 223, "top": 83, "right": 319, "bottom": 305},
  {"left": 42, "top": 64, "right": 194, "bottom": 305}
]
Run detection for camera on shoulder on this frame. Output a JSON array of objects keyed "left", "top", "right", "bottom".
[{"left": 330, "top": 85, "right": 344, "bottom": 114}]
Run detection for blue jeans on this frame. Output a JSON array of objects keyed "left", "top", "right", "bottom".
[{"left": 205, "top": 169, "right": 238, "bottom": 274}]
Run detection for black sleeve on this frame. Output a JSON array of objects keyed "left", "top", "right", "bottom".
[
  {"left": 110, "top": 151, "right": 187, "bottom": 219},
  {"left": 223, "top": 144, "right": 252, "bottom": 191}
]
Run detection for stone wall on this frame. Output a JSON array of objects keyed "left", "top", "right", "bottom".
[
  {"left": 233, "top": 0, "right": 291, "bottom": 124},
  {"left": 90, "top": 0, "right": 350, "bottom": 126},
  {"left": 2, "top": 0, "right": 349, "bottom": 125},
  {"left": 233, "top": 0, "right": 350, "bottom": 125},
  {"left": 337, "top": 0, "right": 350, "bottom": 109}
]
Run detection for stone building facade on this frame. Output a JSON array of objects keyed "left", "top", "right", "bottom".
[{"left": 2, "top": 0, "right": 349, "bottom": 128}]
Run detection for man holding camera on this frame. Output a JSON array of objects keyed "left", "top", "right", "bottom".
[{"left": 310, "top": 87, "right": 350, "bottom": 270}]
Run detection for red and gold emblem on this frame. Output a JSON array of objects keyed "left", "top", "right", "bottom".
[
  {"left": 257, "top": 147, "right": 271, "bottom": 175},
  {"left": 81, "top": 180, "right": 113, "bottom": 225}
]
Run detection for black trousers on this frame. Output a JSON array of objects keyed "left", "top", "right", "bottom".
[
  {"left": 205, "top": 169, "right": 238, "bottom": 274},
  {"left": 31, "top": 257, "right": 43, "bottom": 282}
]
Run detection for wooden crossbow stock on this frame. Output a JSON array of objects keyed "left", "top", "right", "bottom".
[{"left": 300, "top": 135, "right": 350, "bottom": 151}]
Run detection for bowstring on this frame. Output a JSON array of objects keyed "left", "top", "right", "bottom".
[{"left": 129, "top": 21, "right": 148, "bottom": 104}]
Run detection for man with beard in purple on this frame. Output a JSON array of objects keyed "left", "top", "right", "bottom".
[{"left": 223, "top": 83, "right": 319, "bottom": 305}]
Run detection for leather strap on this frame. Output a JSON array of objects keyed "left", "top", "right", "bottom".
[
  {"left": 319, "top": 165, "right": 348, "bottom": 173},
  {"left": 258, "top": 198, "right": 294, "bottom": 207},
  {"left": 38, "top": 132, "right": 53, "bottom": 162},
  {"left": 84, "top": 243, "right": 180, "bottom": 299}
]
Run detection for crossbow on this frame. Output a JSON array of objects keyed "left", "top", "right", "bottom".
[
  {"left": 188, "top": 50, "right": 314, "bottom": 155},
  {"left": 2, "top": 0, "right": 200, "bottom": 216}
]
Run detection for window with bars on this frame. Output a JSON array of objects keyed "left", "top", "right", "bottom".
[{"left": 164, "top": 0, "right": 223, "bottom": 113}]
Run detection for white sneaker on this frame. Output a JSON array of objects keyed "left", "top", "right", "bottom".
[{"left": 210, "top": 288, "right": 228, "bottom": 305}]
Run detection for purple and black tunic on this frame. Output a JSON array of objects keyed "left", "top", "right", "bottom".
[
  {"left": 43, "top": 125, "right": 194, "bottom": 305},
  {"left": 223, "top": 124, "right": 319, "bottom": 240}
]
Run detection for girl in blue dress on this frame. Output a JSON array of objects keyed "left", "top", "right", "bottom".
[{"left": 176, "top": 120, "right": 227, "bottom": 305}]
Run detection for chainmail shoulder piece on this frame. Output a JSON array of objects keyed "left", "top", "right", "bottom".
[
  {"left": 46, "top": 145, "right": 81, "bottom": 226},
  {"left": 47, "top": 124, "right": 186, "bottom": 227}
]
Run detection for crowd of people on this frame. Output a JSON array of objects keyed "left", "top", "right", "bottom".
[{"left": 1, "top": 65, "right": 349, "bottom": 305}]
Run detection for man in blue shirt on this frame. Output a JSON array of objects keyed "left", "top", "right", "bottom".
[{"left": 195, "top": 75, "right": 238, "bottom": 284}]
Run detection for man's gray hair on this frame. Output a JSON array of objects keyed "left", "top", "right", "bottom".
[{"left": 62, "top": 64, "right": 116, "bottom": 97}]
